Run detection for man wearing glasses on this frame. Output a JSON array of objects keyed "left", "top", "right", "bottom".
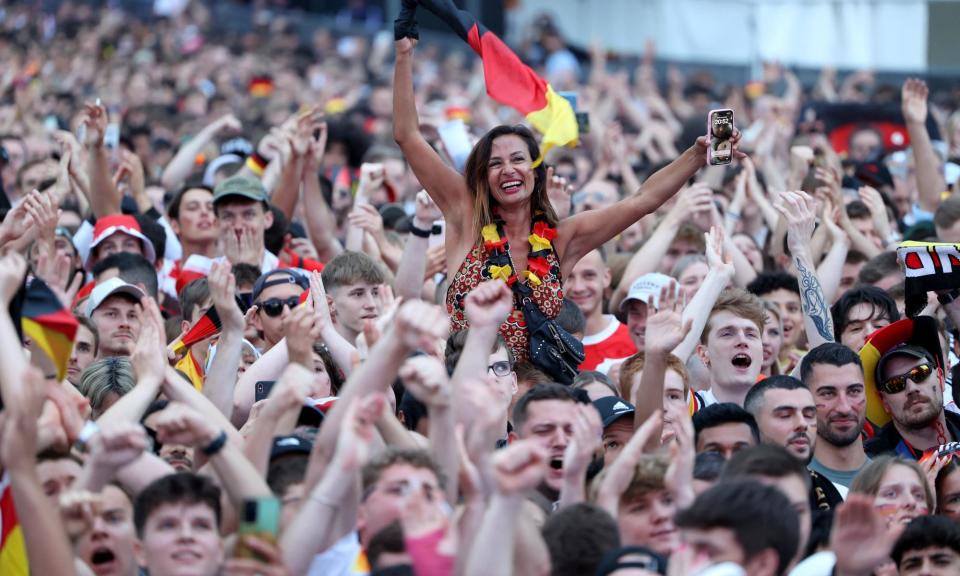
[
  {"left": 250, "top": 269, "right": 308, "bottom": 350},
  {"left": 865, "top": 342, "right": 960, "bottom": 460}
]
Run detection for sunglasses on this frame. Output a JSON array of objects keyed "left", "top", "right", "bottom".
[
  {"left": 879, "top": 363, "right": 933, "bottom": 394},
  {"left": 256, "top": 296, "right": 300, "bottom": 317},
  {"left": 488, "top": 360, "right": 513, "bottom": 377}
]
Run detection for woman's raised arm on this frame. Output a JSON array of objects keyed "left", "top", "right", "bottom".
[
  {"left": 556, "top": 140, "right": 708, "bottom": 274},
  {"left": 393, "top": 38, "right": 470, "bottom": 225}
]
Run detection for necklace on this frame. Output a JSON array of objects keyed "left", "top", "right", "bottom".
[{"left": 480, "top": 212, "right": 558, "bottom": 289}]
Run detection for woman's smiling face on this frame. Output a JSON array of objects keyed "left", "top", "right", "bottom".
[{"left": 486, "top": 134, "right": 536, "bottom": 209}]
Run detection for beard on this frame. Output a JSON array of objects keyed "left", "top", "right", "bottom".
[
  {"left": 818, "top": 415, "right": 864, "bottom": 448},
  {"left": 898, "top": 396, "right": 942, "bottom": 429}
]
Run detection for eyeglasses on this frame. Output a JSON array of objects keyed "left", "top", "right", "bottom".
[
  {"left": 879, "top": 363, "right": 933, "bottom": 394},
  {"left": 256, "top": 296, "right": 300, "bottom": 317},
  {"left": 488, "top": 360, "right": 513, "bottom": 377}
]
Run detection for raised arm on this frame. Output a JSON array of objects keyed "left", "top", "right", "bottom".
[
  {"left": 775, "top": 191, "right": 834, "bottom": 351},
  {"left": 315, "top": 300, "right": 449, "bottom": 456},
  {"left": 271, "top": 113, "right": 323, "bottom": 220},
  {"left": 153, "top": 402, "right": 271, "bottom": 505},
  {"left": 282, "top": 393, "right": 383, "bottom": 574},
  {"left": 242, "top": 364, "right": 316, "bottom": 477},
  {"left": 631, "top": 285, "right": 692, "bottom": 436},
  {"left": 465, "top": 440, "right": 549, "bottom": 576},
  {"left": 450, "top": 281, "right": 514, "bottom": 428},
  {"left": 395, "top": 191, "right": 441, "bottom": 301},
  {"left": 201, "top": 261, "right": 245, "bottom": 419},
  {"left": 344, "top": 164, "right": 379, "bottom": 253},
  {"left": 399, "top": 355, "right": 459, "bottom": 503},
  {"left": 160, "top": 114, "right": 241, "bottom": 192},
  {"left": 72, "top": 421, "right": 173, "bottom": 497},
  {"left": 672, "top": 227, "right": 734, "bottom": 362},
  {"left": 301, "top": 134, "right": 343, "bottom": 262},
  {"left": 595, "top": 413, "right": 662, "bottom": 518},
  {"left": 610, "top": 185, "right": 713, "bottom": 310},
  {"left": 902, "top": 79, "right": 945, "bottom": 214},
  {"left": 816, "top": 167, "right": 882, "bottom": 259},
  {"left": 1, "top": 366, "right": 78, "bottom": 576},
  {"left": 816, "top": 199, "right": 852, "bottom": 304},
  {"left": 0, "top": 253, "right": 29, "bottom": 403},
  {"left": 558, "top": 403, "right": 603, "bottom": 508},
  {"left": 80, "top": 102, "right": 122, "bottom": 217},
  {"left": 557, "top": 135, "right": 740, "bottom": 273},
  {"left": 393, "top": 37, "right": 470, "bottom": 224}
]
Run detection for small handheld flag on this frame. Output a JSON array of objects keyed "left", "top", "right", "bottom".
[
  {"left": 172, "top": 306, "right": 222, "bottom": 356},
  {"left": 20, "top": 279, "right": 78, "bottom": 381}
]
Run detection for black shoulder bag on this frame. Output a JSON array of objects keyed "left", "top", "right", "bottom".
[{"left": 513, "top": 283, "right": 584, "bottom": 385}]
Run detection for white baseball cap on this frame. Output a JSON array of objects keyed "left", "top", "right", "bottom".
[
  {"left": 86, "top": 277, "right": 145, "bottom": 317},
  {"left": 620, "top": 272, "right": 674, "bottom": 312}
]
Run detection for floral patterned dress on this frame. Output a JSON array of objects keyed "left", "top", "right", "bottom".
[{"left": 446, "top": 239, "right": 565, "bottom": 363}]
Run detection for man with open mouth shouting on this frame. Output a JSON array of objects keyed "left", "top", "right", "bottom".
[{"left": 696, "top": 288, "right": 765, "bottom": 408}]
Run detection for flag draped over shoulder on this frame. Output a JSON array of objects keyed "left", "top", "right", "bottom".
[
  {"left": 859, "top": 316, "right": 944, "bottom": 429},
  {"left": 416, "top": 0, "right": 578, "bottom": 159},
  {"left": 20, "top": 279, "right": 78, "bottom": 381}
]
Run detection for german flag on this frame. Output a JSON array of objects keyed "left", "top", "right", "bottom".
[
  {"left": 248, "top": 76, "right": 274, "bottom": 98},
  {"left": 21, "top": 279, "right": 78, "bottom": 382},
  {"left": 859, "top": 316, "right": 944, "bottom": 429},
  {"left": 172, "top": 305, "right": 222, "bottom": 357},
  {"left": 415, "top": 0, "right": 578, "bottom": 160},
  {"left": 0, "top": 473, "right": 28, "bottom": 576}
]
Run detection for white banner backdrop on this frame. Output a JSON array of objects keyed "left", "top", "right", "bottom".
[{"left": 512, "top": 0, "right": 928, "bottom": 71}]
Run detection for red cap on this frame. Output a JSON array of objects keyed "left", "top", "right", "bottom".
[{"left": 86, "top": 214, "right": 157, "bottom": 269}]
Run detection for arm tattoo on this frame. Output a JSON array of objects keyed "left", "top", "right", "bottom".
[{"left": 794, "top": 256, "right": 835, "bottom": 342}]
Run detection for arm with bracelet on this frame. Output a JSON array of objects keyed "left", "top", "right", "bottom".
[
  {"left": 153, "top": 402, "right": 271, "bottom": 514},
  {"left": 395, "top": 191, "right": 443, "bottom": 301},
  {"left": 282, "top": 394, "right": 386, "bottom": 574}
]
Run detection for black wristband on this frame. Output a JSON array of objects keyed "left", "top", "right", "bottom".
[
  {"left": 410, "top": 223, "right": 441, "bottom": 238},
  {"left": 201, "top": 430, "right": 228, "bottom": 456},
  {"left": 410, "top": 224, "right": 431, "bottom": 238}
]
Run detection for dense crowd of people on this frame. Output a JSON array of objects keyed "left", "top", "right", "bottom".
[{"left": 3, "top": 1, "right": 960, "bottom": 575}]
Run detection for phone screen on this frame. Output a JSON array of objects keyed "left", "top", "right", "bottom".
[{"left": 708, "top": 109, "right": 735, "bottom": 165}]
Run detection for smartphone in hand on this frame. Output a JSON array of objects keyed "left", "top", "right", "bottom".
[
  {"left": 707, "top": 109, "right": 735, "bottom": 165},
  {"left": 254, "top": 381, "right": 276, "bottom": 403},
  {"left": 234, "top": 498, "right": 280, "bottom": 560}
]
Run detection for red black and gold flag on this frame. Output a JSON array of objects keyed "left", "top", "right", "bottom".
[
  {"left": 416, "top": 0, "right": 578, "bottom": 159},
  {"left": 172, "top": 305, "right": 222, "bottom": 357},
  {"left": 21, "top": 279, "right": 78, "bottom": 382}
]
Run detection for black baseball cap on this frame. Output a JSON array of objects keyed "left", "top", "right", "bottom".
[
  {"left": 596, "top": 546, "right": 667, "bottom": 576},
  {"left": 251, "top": 269, "right": 309, "bottom": 302},
  {"left": 876, "top": 344, "right": 937, "bottom": 385},
  {"left": 593, "top": 396, "right": 636, "bottom": 429},
  {"left": 270, "top": 434, "right": 313, "bottom": 460}
]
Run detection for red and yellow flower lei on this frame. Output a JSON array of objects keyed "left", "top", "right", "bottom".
[{"left": 481, "top": 212, "right": 557, "bottom": 287}]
